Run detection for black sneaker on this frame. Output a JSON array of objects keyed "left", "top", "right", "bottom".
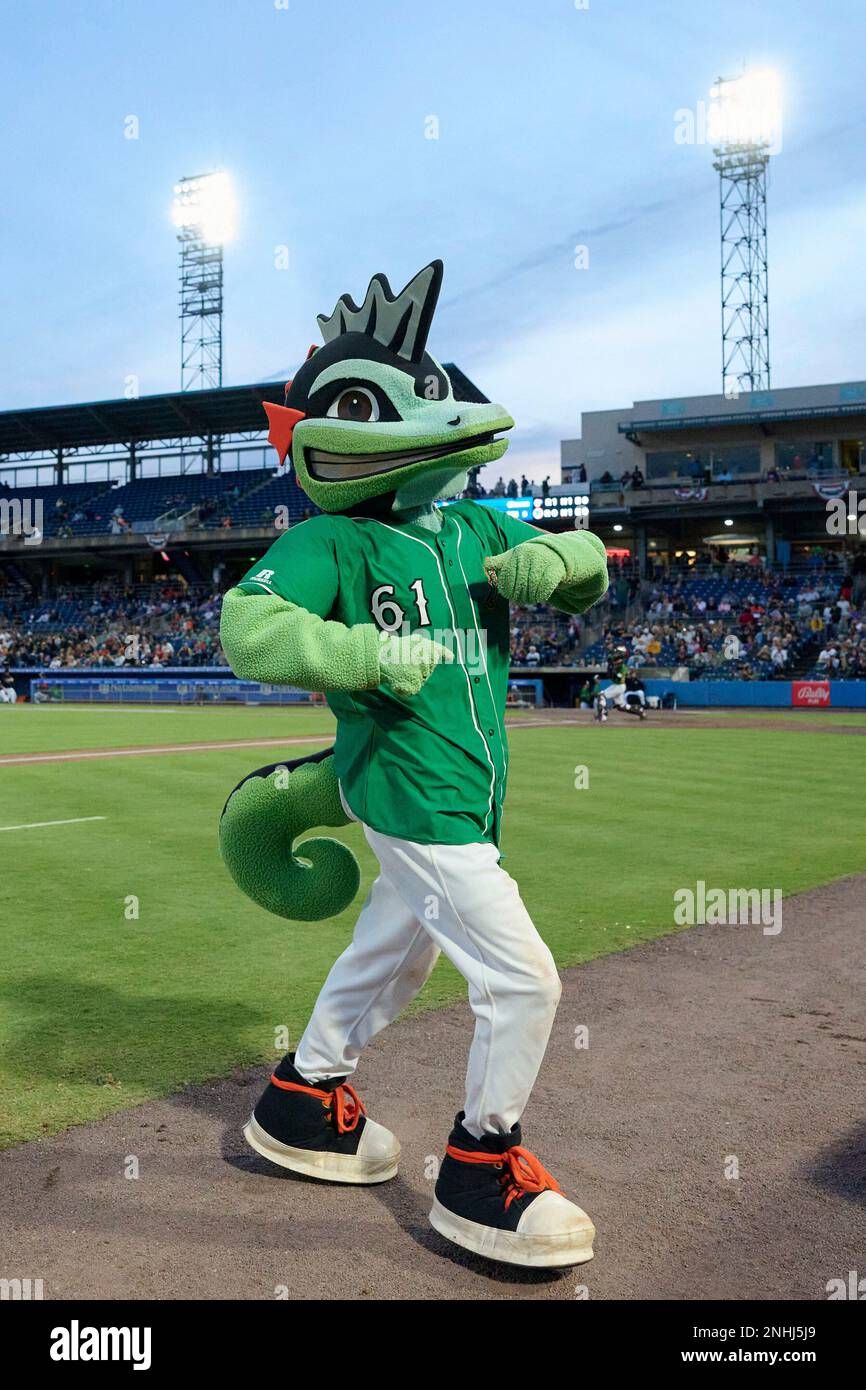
[
  {"left": 430, "top": 1113, "right": 595, "bottom": 1267},
  {"left": 243, "top": 1053, "right": 399, "bottom": 1184}
]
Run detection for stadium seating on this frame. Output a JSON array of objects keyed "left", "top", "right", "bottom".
[
  {"left": 4, "top": 480, "right": 116, "bottom": 537},
  {"left": 13, "top": 467, "right": 283, "bottom": 538},
  {"left": 214, "top": 471, "right": 320, "bottom": 528},
  {"left": 0, "top": 525, "right": 862, "bottom": 679},
  {"left": 584, "top": 569, "right": 862, "bottom": 680}
]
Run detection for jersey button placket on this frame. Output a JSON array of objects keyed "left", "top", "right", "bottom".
[{"left": 448, "top": 526, "right": 503, "bottom": 837}]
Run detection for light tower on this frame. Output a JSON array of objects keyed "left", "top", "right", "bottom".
[
  {"left": 710, "top": 70, "right": 781, "bottom": 396},
  {"left": 172, "top": 172, "right": 237, "bottom": 391}
]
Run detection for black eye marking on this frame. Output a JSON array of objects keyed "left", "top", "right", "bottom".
[{"left": 305, "top": 377, "right": 403, "bottom": 424}]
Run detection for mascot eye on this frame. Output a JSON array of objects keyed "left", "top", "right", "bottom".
[{"left": 327, "top": 387, "right": 380, "bottom": 423}]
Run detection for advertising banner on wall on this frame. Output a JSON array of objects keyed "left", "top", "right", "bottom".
[{"left": 792, "top": 680, "right": 831, "bottom": 707}]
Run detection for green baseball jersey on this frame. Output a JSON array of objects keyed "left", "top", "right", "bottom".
[{"left": 236, "top": 500, "right": 542, "bottom": 847}]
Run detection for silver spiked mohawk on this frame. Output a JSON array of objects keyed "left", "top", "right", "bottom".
[{"left": 316, "top": 259, "right": 443, "bottom": 365}]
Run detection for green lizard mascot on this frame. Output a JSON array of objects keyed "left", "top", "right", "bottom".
[{"left": 219, "top": 259, "right": 608, "bottom": 1268}]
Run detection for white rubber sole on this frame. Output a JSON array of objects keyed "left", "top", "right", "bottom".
[
  {"left": 429, "top": 1196, "right": 595, "bottom": 1268},
  {"left": 243, "top": 1115, "right": 399, "bottom": 1184}
]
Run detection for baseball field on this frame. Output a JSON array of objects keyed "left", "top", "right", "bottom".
[{"left": 0, "top": 702, "right": 863, "bottom": 1299}]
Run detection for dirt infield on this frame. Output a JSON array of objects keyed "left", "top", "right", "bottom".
[{"left": 1, "top": 875, "right": 862, "bottom": 1301}]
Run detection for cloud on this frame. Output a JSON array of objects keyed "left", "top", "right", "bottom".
[{"left": 469, "top": 183, "right": 866, "bottom": 483}]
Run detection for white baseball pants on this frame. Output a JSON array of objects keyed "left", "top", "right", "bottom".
[{"left": 294, "top": 824, "right": 562, "bottom": 1138}]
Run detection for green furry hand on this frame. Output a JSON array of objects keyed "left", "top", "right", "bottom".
[
  {"left": 377, "top": 629, "right": 454, "bottom": 696},
  {"left": 484, "top": 541, "right": 567, "bottom": 604},
  {"left": 485, "top": 531, "right": 609, "bottom": 614}
]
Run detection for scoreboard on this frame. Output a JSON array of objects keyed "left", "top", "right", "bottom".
[{"left": 443, "top": 492, "right": 591, "bottom": 527}]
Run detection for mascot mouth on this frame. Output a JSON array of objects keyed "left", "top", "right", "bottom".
[{"left": 306, "top": 429, "right": 509, "bottom": 480}]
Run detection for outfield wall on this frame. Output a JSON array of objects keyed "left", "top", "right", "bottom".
[
  {"left": 640, "top": 679, "right": 866, "bottom": 709},
  {"left": 23, "top": 673, "right": 311, "bottom": 705},
  {"left": 8, "top": 666, "right": 866, "bottom": 710}
]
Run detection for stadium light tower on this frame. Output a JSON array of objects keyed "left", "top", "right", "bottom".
[
  {"left": 709, "top": 69, "right": 781, "bottom": 396},
  {"left": 172, "top": 172, "right": 237, "bottom": 391}
]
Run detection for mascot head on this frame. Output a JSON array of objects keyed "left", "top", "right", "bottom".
[{"left": 262, "top": 259, "right": 513, "bottom": 514}]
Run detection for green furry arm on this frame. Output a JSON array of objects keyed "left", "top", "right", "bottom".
[
  {"left": 220, "top": 588, "right": 381, "bottom": 691},
  {"left": 484, "top": 531, "right": 609, "bottom": 615},
  {"left": 219, "top": 588, "right": 453, "bottom": 695}
]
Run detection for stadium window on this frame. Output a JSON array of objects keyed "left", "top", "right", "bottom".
[
  {"left": 645, "top": 450, "right": 704, "bottom": 481},
  {"left": 708, "top": 444, "right": 761, "bottom": 478},
  {"left": 774, "top": 440, "right": 833, "bottom": 474}
]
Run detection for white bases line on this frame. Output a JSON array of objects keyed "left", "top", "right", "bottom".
[{"left": 0, "top": 815, "right": 107, "bottom": 832}]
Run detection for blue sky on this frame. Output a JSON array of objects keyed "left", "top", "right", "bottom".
[{"left": 1, "top": 0, "right": 864, "bottom": 479}]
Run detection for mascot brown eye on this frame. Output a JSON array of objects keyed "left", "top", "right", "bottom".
[{"left": 327, "top": 386, "right": 379, "bottom": 423}]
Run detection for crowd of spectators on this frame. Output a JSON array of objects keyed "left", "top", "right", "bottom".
[
  {"left": 1, "top": 562, "right": 864, "bottom": 682},
  {"left": 0, "top": 583, "right": 588, "bottom": 674},
  {"left": 0, "top": 584, "right": 227, "bottom": 670},
  {"left": 584, "top": 567, "right": 865, "bottom": 679},
  {"left": 510, "top": 606, "right": 582, "bottom": 667},
  {"left": 465, "top": 472, "right": 558, "bottom": 500},
  {"left": 591, "top": 453, "right": 846, "bottom": 492}
]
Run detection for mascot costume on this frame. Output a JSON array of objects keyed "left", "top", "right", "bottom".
[{"left": 219, "top": 260, "right": 608, "bottom": 1268}]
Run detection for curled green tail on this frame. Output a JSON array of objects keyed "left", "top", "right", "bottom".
[{"left": 219, "top": 748, "right": 361, "bottom": 922}]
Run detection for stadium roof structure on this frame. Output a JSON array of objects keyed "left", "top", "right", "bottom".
[
  {"left": 620, "top": 401, "right": 866, "bottom": 436},
  {"left": 615, "top": 379, "right": 866, "bottom": 441},
  {"left": 0, "top": 364, "right": 487, "bottom": 456}
]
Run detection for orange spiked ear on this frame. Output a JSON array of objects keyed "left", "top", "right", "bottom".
[{"left": 263, "top": 402, "right": 305, "bottom": 466}]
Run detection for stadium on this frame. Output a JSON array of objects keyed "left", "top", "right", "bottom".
[{"left": 0, "top": 1, "right": 863, "bottom": 1337}]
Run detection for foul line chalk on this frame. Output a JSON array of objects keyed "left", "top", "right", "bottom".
[{"left": 0, "top": 815, "right": 107, "bottom": 832}]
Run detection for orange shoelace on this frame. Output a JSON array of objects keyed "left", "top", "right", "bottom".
[
  {"left": 445, "top": 1142, "right": 562, "bottom": 1210},
  {"left": 271, "top": 1074, "right": 365, "bottom": 1134}
]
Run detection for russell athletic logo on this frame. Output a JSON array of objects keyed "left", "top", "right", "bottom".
[
  {"left": 49, "top": 1321, "right": 152, "bottom": 1372},
  {"left": 674, "top": 880, "right": 782, "bottom": 936}
]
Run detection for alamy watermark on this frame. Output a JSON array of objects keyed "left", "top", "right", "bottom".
[
  {"left": 674, "top": 880, "right": 782, "bottom": 935},
  {"left": 378, "top": 622, "right": 488, "bottom": 677},
  {"left": 826, "top": 1268, "right": 865, "bottom": 1300},
  {"left": 0, "top": 1276, "right": 44, "bottom": 1299},
  {"left": 50, "top": 1321, "right": 152, "bottom": 1371},
  {"left": 825, "top": 491, "right": 866, "bottom": 536},
  {"left": 0, "top": 497, "right": 43, "bottom": 545}
]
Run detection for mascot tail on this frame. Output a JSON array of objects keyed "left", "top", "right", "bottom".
[{"left": 219, "top": 747, "right": 361, "bottom": 922}]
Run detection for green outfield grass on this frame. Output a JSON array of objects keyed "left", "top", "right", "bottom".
[
  {"left": 0, "top": 704, "right": 863, "bottom": 1148},
  {"left": 0, "top": 702, "right": 338, "bottom": 753},
  {"left": 677, "top": 708, "right": 866, "bottom": 726}
]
